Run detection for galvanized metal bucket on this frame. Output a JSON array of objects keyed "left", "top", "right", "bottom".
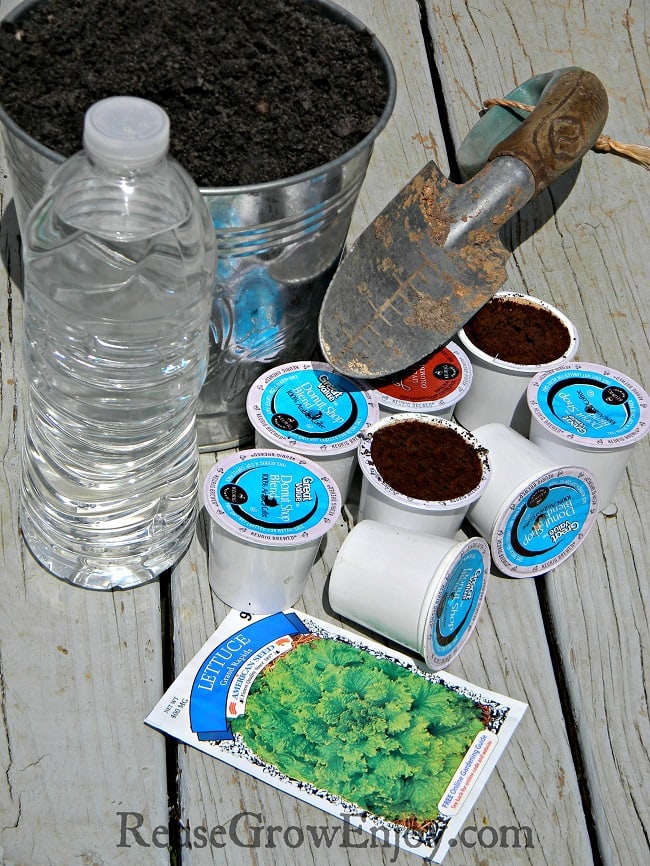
[{"left": 0, "top": 0, "right": 396, "bottom": 448}]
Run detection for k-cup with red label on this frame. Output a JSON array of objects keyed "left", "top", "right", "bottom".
[
  {"left": 203, "top": 450, "right": 341, "bottom": 613},
  {"left": 361, "top": 342, "right": 473, "bottom": 420}
]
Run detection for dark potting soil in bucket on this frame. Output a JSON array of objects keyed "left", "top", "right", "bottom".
[
  {"left": 0, "top": 0, "right": 395, "bottom": 450},
  {"left": 0, "top": 0, "right": 388, "bottom": 186},
  {"left": 370, "top": 421, "right": 485, "bottom": 501},
  {"left": 462, "top": 297, "right": 572, "bottom": 365}
]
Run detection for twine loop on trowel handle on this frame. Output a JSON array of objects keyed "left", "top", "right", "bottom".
[{"left": 484, "top": 97, "right": 650, "bottom": 169}]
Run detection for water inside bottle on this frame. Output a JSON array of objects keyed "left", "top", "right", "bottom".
[{"left": 20, "top": 158, "right": 214, "bottom": 588}]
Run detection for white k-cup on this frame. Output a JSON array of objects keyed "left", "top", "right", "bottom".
[
  {"left": 527, "top": 362, "right": 649, "bottom": 511},
  {"left": 357, "top": 413, "right": 491, "bottom": 537},
  {"left": 246, "top": 360, "right": 379, "bottom": 502},
  {"left": 328, "top": 519, "right": 490, "bottom": 670},
  {"left": 455, "top": 292, "right": 579, "bottom": 435},
  {"left": 203, "top": 449, "right": 341, "bottom": 613},
  {"left": 467, "top": 423, "right": 599, "bottom": 577}
]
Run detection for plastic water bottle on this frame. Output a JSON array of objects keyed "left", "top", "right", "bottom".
[{"left": 19, "top": 96, "right": 216, "bottom": 589}]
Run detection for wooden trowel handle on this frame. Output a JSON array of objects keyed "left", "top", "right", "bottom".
[{"left": 488, "top": 67, "right": 608, "bottom": 195}]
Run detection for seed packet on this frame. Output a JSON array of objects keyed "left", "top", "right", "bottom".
[{"left": 146, "top": 609, "right": 527, "bottom": 862}]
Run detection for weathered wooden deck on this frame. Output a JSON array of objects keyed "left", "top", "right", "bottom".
[{"left": 1, "top": 1, "right": 648, "bottom": 864}]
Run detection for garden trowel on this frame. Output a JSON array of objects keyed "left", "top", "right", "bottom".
[{"left": 318, "top": 67, "right": 608, "bottom": 378}]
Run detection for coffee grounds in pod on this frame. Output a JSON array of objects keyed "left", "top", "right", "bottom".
[
  {"left": 356, "top": 413, "right": 491, "bottom": 538},
  {"left": 455, "top": 292, "right": 579, "bottom": 435}
]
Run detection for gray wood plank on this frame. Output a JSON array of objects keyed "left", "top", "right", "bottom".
[
  {"left": 424, "top": 2, "right": 650, "bottom": 864},
  {"left": 0, "top": 138, "right": 171, "bottom": 866},
  {"left": 168, "top": 1, "right": 595, "bottom": 863}
]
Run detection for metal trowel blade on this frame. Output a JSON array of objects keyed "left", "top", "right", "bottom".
[{"left": 317, "top": 157, "right": 534, "bottom": 379}]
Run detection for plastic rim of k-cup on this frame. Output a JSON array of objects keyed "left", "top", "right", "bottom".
[
  {"left": 203, "top": 449, "right": 341, "bottom": 613},
  {"left": 246, "top": 360, "right": 379, "bottom": 501},
  {"left": 360, "top": 341, "right": 473, "bottom": 420},
  {"left": 356, "top": 413, "right": 491, "bottom": 537},
  {"left": 328, "top": 520, "right": 490, "bottom": 670},
  {"left": 454, "top": 291, "right": 579, "bottom": 435},
  {"left": 467, "top": 423, "right": 599, "bottom": 578},
  {"left": 527, "top": 362, "right": 649, "bottom": 512}
]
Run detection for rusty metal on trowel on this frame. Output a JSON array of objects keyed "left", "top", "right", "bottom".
[{"left": 318, "top": 67, "right": 609, "bottom": 379}]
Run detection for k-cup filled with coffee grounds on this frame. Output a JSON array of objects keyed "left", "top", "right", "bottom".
[
  {"left": 328, "top": 520, "right": 490, "bottom": 671},
  {"left": 246, "top": 361, "right": 379, "bottom": 501},
  {"left": 360, "top": 341, "right": 473, "bottom": 421},
  {"left": 454, "top": 292, "right": 579, "bottom": 434},
  {"left": 527, "top": 362, "right": 649, "bottom": 512},
  {"left": 357, "top": 414, "right": 491, "bottom": 537},
  {"left": 467, "top": 423, "right": 599, "bottom": 577},
  {"left": 203, "top": 450, "right": 341, "bottom": 613}
]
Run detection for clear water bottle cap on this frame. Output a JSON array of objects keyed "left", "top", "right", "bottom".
[{"left": 83, "top": 96, "right": 170, "bottom": 168}]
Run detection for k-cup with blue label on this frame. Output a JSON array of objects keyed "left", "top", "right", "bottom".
[
  {"left": 203, "top": 450, "right": 341, "bottom": 613},
  {"left": 467, "top": 424, "right": 599, "bottom": 577},
  {"left": 527, "top": 362, "right": 649, "bottom": 511},
  {"left": 360, "top": 342, "right": 473, "bottom": 421},
  {"left": 328, "top": 520, "right": 490, "bottom": 670},
  {"left": 246, "top": 361, "right": 379, "bottom": 501}
]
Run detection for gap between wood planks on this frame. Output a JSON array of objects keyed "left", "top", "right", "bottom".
[
  {"left": 415, "top": 0, "right": 462, "bottom": 182},
  {"left": 535, "top": 576, "right": 605, "bottom": 866},
  {"left": 160, "top": 570, "right": 183, "bottom": 863}
]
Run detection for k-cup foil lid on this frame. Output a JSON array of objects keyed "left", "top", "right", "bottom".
[
  {"left": 490, "top": 466, "right": 599, "bottom": 577},
  {"left": 365, "top": 342, "right": 473, "bottom": 413},
  {"left": 203, "top": 450, "right": 341, "bottom": 546},
  {"left": 528, "top": 362, "right": 649, "bottom": 449},
  {"left": 247, "top": 361, "right": 378, "bottom": 455},
  {"left": 421, "top": 537, "right": 490, "bottom": 669}
]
